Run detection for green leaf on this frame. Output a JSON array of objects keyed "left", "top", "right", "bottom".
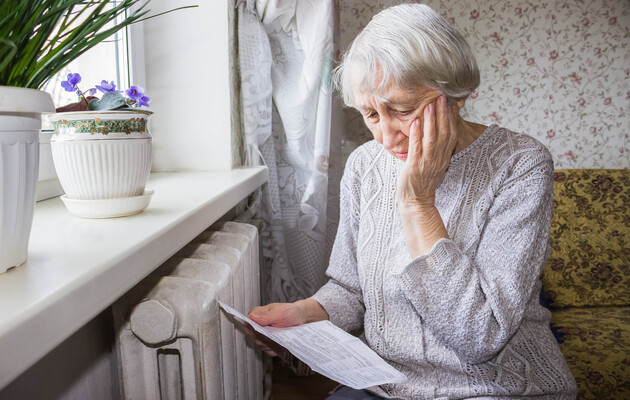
[
  {"left": 88, "top": 92, "right": 127, "bottom": 111},
  {"left": 0, "top": 39, "right": 18, "bottom": 74},
  {"left": 0, "top": 0, "right": 196, "bottom": 89}
]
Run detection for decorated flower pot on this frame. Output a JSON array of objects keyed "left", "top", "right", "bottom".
[
  {"left": 0, "top": 86, "right": 55, "bottom": 273},
  {"left": 48, "top": 110, "right": 153, "bottom": 218}
]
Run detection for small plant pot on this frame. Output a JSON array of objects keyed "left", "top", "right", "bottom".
[{"left": 48, "top": 110, "right": 153, "bottom": 217}]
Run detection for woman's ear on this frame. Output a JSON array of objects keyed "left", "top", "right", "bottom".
[{"left": 445, "top": 96, "right": 466, "bottom": 110}]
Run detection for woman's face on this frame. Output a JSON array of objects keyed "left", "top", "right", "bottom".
[{"left": 354, "top": 81, "right": 441, "bottom": 162}]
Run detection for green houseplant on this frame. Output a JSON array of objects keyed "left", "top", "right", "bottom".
[
  {"left": 0, "top": 0, "right": 191, "bottom": 272},
  {"left": 0, "top": 0, "right": 154, "bottom": 89}
]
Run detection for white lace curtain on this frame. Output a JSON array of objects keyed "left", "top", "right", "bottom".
[{"left": 236, "top": 0, "right": 343, "bottom": 303}]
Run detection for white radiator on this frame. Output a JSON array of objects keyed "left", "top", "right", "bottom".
[{"left": 114, "top": 222, "right": 263, "bottom": 400}]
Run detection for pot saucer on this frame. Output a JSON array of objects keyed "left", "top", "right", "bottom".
[{"left": 61, "top": 189, "right": 154, "bottom": 218}]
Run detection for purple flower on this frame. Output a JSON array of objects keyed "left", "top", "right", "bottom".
[
  {"left": 95, "top": 80, "right": 119, "bottom": 93},
  {"left": 60, "top": 73, "right": 81, "bottom": 92},
  {"left": 126, "top": 85, "right": 145, "bottom": 101},
  {"left": 137, "top": 95, "right": 151, "bottom": 108}
]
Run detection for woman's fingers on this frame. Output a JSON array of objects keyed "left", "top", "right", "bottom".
[
  {"left": 424, "top": 95, "right": 457, "bottom": 162},
  {"left": 248, "top": 303, "right": 291, "bottom": 327},
  {"left": 248, "top": 302, "right": 303, "bottom": 328},
  {"left": 422, "top": 102, "right": 436, "bottom": 157},
  {"left": 407, "top": 118, "right": 423, "bottom": 163},
  {"left": 242, "top": 323, "right": 282, "bottom": 357},
  {"left": 447, "top": 101, "right": 459, "bottom": 154},
  {"left": 247, "top": 304, "right": 276, "bottom": 326},
  {"left": 246, "top": 302, "right": 305, "bottom": 357},
  {"left": 436, "top": 96, "right": 449, "bottom": 148},
  {"left": 255, "top": 340, "right": 279, "bottom": 357},
  {"left": 437, "top": 96, "right": 458, "bottom": 157}
]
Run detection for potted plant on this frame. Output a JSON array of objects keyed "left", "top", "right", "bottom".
[
  {"left": 0, "top": 0, "right": 189, "bottom": 273},
  {"left": 48, "top": 73, "right": 154, "bottom": 218}
]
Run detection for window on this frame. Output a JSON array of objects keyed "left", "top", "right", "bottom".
[
  {"left": 41, "top": 16, "right": 130, "bottom": 115},
  {"left": 38, "top": 5, "right": 135, "bottom": 201}
]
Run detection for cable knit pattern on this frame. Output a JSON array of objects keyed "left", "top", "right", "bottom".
[{"left": 311, "top": 125, "right": 577, "bottom": 399}]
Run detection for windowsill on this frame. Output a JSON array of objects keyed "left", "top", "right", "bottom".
[{"left": 0, "top": 167, "right": 268, "bottom": 390}]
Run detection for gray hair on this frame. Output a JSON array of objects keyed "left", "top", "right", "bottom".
[{"left": 334, "top": 3, "right": 480, "bottom": 107}]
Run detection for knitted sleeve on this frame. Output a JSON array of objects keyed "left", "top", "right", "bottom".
[
  {"left": 391, "top": 149, "right": 554, "bottom": 364},
  {"left": 310, "top": 151, "right": 365, "bottom": 332}
]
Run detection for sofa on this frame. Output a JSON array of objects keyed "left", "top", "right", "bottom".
[{"left": 541, "top": 169, "right": 630, "bottom": 399}]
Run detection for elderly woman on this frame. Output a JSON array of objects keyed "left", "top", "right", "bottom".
[{"left": 249, "top": 4, "right": 577, "bottom": 399}]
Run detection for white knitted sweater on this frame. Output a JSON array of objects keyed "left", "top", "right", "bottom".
[{"left": 311, "top": 125, "right": 577, "bottom": 399}]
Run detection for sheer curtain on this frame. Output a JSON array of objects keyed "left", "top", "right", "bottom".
[{"left": 236, "top": 0, "right": 342, "bottom": 303}]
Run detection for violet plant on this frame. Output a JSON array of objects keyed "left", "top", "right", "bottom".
[{"left": 59, "top": 72, "right": 151, "bottom": 112}]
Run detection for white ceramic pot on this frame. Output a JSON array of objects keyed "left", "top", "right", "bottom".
[
  {"left": 0, "top": 86, "right": 55, "bottom": 274},
  {"left": 48, "top": 110, "right": 153, "bottom": 201}
]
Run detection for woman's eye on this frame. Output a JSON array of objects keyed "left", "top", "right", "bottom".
[
  {"left": 365, "top": 112, "right": 379, "bottom": 120},
  {"left": 396, "top": 110, "right": 412, "bottom": 116}
]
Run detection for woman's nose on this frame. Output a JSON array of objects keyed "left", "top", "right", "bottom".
[{"left": 379, "top": 115, "right": 403, "bottom": 149}]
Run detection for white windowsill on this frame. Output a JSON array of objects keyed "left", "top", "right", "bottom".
[{"left": 0, "top": 167, "right": 268, "bottom": 390}]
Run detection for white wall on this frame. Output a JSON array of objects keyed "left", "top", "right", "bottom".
[{"left": 138, "top": 0, "right": 234, "bottom": 172}]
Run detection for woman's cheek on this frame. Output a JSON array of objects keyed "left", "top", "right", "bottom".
[
  {"left": 401, "top": 116, "right": 418, "bottom": 138},
  {"left": 367, "top": 122, "right": 383, "bottom": 143}
]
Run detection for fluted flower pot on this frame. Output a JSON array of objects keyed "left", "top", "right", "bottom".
[
  {"left": 48, "top": 110, "right": 153, "bottom": 218},
  {"left": 0, "top": 86, "right": 55, "bottom": 274}
]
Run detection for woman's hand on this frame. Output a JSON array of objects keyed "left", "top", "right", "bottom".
[
  {"left": 396, "top": 95, "right": 457, "bottom": 257},
  {"left": 246, "top": 299, "right": 329, "bottom": 356},
  {"left": 248, "top": 301, "right": 310, "bottom": 327},
  {"left": 396, "top": 95, "right": 459, "bottom": 210}
]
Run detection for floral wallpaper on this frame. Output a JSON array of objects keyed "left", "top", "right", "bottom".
[{"left": 338, "top": 0, "right": 629, "bottom": 169}]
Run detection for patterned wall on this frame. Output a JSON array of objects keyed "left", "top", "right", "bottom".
[{"left": 338, "top": 0, "right": 629, "bottom": 169}]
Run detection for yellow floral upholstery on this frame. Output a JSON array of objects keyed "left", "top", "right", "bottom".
[
  {"left": 542, "top": 169, "right": 630, "bottom": 399},
  {"left": 551, "top": 307, "right": 630, "bottom": 399},
  {"left": 543, "top": 169, "right": 630, "bottom": 309}
]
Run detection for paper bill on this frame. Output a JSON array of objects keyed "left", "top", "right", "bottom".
[{"left": 218, "top": 301, "right": 408, "bottom": 390}]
